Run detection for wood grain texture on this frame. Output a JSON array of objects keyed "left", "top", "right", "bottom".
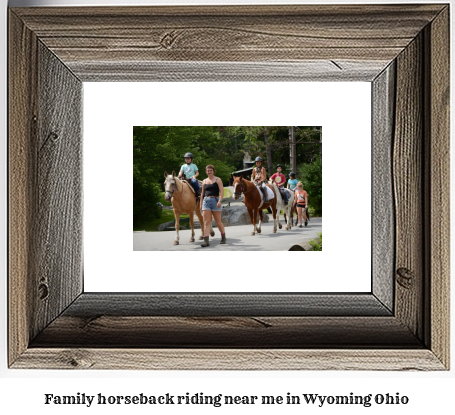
[
  {"left": 393, "top": 34, "right": 424, "bottom": 340},
  {"left": 372, "top": 63, "right": 395, "bottom": 312},
  {"left": 31, "top": 316, "right": 421, "bottom": 348},
  {"left": 70, "top": 60, "right": 388, "bottom": 82},
  {"left": 11, "top": 5, "right": 444, "bottom": 81},
  {"left": 8, "top": 4, "right": 450, "bottom": 370},
  {"left": 13, "top": 349, "right": 445, "bottom": 371},
  {"left": 61, "top": 293, "right": 391, "bottom": 317},
  {"left": 33, "top": 42, "right": 83, "bottom": 338},
  {"left": 9, "top": 10, "right": 84, "bottom": 365},
  {"left": 8, "top": 11, "right": 39, "bottom": 366},
  {"left": 426, "top": 6, "right": 450, "bottom": 368}
]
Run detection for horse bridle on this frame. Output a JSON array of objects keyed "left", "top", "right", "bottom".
[
  {"left": 165, "top": 177, "right": 180, "bottom": 197},
  {"left": 234, "top": 179, "right": 255, "bottom": 196}
]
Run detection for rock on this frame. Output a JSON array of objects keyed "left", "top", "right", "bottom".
[
  {"left": 158, "top": 221, "right": 177, "bottom": 231},
  {"left": 288, "top": 242, "right": 313, "bottom": 251},
  {"left": 221, "top": 206, "right": 269, "bottom": 227},
  {"left": 158, "top": 217, "right": 213, "bottom": 231},
  {"left": 288, "top": 237, "right": 321, "bottom": 251}
]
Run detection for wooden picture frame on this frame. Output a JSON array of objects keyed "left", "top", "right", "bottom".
[{"left": 9, "top": 4, "right": 449, "bottom": 370}]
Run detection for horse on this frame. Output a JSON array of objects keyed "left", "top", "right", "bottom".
[
  {"left": 271, "top": 183, "right": 295, "bottom": 231},
  {"left": 284, "top": 201, "right": 309, "bottom": 227},
  {"left": 232, "top": 175, "right": 280, "bottom": 235},
  {"left": 164, "top": 171, "right": 214, "bottom": 245},
  {"left": 284, "top": 204, "right": 298, "bottom": 227}
]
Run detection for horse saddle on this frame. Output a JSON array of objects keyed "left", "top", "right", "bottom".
[
  {"left": 278, "top": 187, "right": 290, "bottom": 203},
  {"left": 255, "top": 183, "right": 275, "bottom": 208},
  {"left": 181, "top": 180, "right": 202, "bottom": 210},
  {"left": 182, "top": 178, "right": 202, "bottom": 194}
]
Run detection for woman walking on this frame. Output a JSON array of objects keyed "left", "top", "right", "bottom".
[
  {"left": 200, "top": 165, "right": 226, "bottom": 247},
  {"left": 294, "top": 182, "right": 308, "bottom": 228}
]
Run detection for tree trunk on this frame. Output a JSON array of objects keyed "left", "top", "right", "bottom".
[
  {"left": 319, "top": 128, "right": 322, "bottom": 162},
  {"left": 264, "top": 127, "right": 273, "bottom": 176},
  {"left": 289, "top": 126, "right": 296, "bottom": 173}
]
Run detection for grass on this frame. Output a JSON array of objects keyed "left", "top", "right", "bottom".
[
  {"left": 134, "top": 209, "right": 190, "bottom": 232},
  {"left": 223, "top": 187, "right": 232, "bottom": 198},
  {"left": 159, "top": 193, "right": 172, "bottom": 206}
]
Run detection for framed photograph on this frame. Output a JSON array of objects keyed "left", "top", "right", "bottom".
[{"left": 9, "top": 4, "right": 449, "bottom": 370}]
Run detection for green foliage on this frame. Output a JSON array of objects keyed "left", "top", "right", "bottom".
[
  {"left": 222, "top": 126, "right": 321, "bottom": 172},
  {"left": 133, "top": 173, "right": 162, "bottom": 228},
  {"left": 134, "top": 209, "right": 190, "bottom": 232},
  {"left": 309, "top": 233, "right": 322, "bottom": 251},
  {"left": 133, "top": 126, "right": 236, "bottom": 228},
  {"left": 298, "top": 156, "right": 322, "bottom": 215}
]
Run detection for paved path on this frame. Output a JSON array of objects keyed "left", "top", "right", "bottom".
[{"left": 134, "top": 217, "right": 322, "bottom": 251}]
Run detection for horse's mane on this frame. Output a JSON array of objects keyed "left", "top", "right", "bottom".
[
  {"left": 238, "top": 176, "right": 253, "bottom": 186},
  {"left": 167, "top": 175, "right": 201, "bottom": 195}
]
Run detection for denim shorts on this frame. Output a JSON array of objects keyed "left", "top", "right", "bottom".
[{"left": 202, "top": 197, "right": 222, "bottom": 211}]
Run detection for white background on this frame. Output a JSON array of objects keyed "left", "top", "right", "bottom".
[
  {"left": 84, "top": 82, "right": 371, "bottom": 292},
  {"left": 1, "top": 0, "right": 454, "bottom": 414}
]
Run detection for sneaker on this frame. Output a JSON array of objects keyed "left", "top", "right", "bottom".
[{"left": 299, "top": 225, "right": 303, "bottom": 228}]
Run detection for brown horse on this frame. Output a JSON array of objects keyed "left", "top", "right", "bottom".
[
  {"left": 164, "top": 171, "right": 213, "bottom": 245},
  {"left": 232, "top": 175, "right": 280, "bottom": 235}
]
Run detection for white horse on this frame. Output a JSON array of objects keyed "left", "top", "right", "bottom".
[
  {"left": 270, "top": 182, "right": 295, "bottom": 231},
  {"left": 164, "top": 171, "right": 214, "bottom": 245}
]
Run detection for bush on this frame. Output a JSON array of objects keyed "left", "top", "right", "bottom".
[
  {"left": 299, "top": 156, "right": 322, "bottom": 215},
  {"left": 309, "top": 233, "right": 322, "bottom": 251},
  {"left": 133, "top": 175, "right": 162, "bottom": 228}
]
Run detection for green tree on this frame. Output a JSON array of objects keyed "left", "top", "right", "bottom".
[
  {"left": 299, "top": 156, "right": 322, "bottom": 215},
  {"left": 133, "top": 126, "right": 236, "bottom": 228}
]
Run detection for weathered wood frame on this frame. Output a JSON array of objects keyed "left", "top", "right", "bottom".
[{"left": 9, "top": 5, "right": 449, "bottom": 370}]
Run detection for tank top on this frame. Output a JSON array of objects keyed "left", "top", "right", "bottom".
[
  {"left": 204, "top": 178, "right": 220, "bottom": 196},
  {"left": 296, "top": 190, "right": 307, "bottom": 204},
  {"left": 254, "top": 166, "right": 264, "bottom": 181}
]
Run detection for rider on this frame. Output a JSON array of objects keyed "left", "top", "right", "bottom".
[
  {"left": 270, "top": 164, "right": 288, "bottom": 204},
  {"left": 178, "top": 152, "right": 200, "bottom": 197},
  {"left": 287, "top": 172, "right": 298, "bottom": 191},
  {"left": 252, "top": 156, "right": 269, "bottom": 203}
]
